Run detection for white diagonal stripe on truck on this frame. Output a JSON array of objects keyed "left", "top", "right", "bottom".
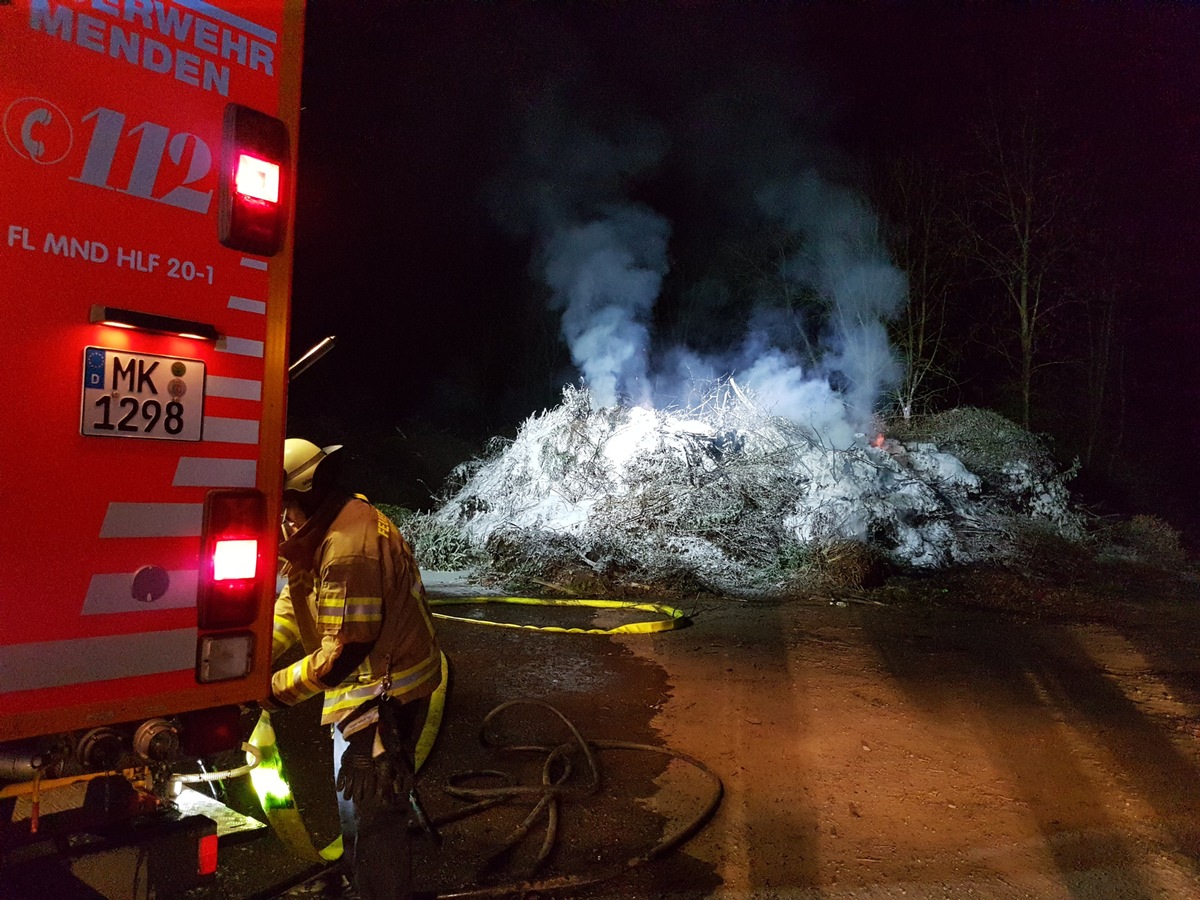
[
  {"left": 228, "top": 296, "right": 266, "bottom": 315},
  {"left": 0, "top": 629, "right": 198, "bottom": 693},
  {"left": 207, "top": 375, "right": 262, "bottom": 401},
  {"left": 202, "top": 416, "right": 260, "bottom": 444},
  {"left": 173, "top": 457, "right": 256, "bottom": 487},
  {"left": 83, "top": 571, "right": 198, "bottom": 615},
  {"left": 218, "top": 336, "right": 264, "bottom": 358},
  {"left": 100, "top": 503, "right": 204, "bottom": 538}
]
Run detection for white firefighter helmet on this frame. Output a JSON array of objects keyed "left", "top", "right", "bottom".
[{"left": 282, "top": 438, "right": 343, "bottom": 493}]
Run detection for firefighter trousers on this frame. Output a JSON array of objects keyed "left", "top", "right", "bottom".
[{"left": 331, "top": 697, "right": 428, "bottom": 900}]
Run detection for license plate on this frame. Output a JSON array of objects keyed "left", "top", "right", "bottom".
[{"left": 80, "top": 347, "right": 206, "bottom": 441}]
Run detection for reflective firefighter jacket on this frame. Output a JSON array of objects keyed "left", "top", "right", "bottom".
[{"left": 270, "top": 494, "right": 441, "bottom": 736}]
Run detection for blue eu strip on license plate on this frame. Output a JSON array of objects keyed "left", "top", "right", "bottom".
[{"left": 80, "top": 347, "right": 206, "bottom": 441}]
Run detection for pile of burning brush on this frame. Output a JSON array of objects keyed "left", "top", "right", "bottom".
[{"left": 431, "top": 384, "right": 1082, "bottom": 597}]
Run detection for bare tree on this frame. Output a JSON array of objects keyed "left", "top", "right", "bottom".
[
  {"left": 960, "top": 97, "right": 1082, "bottom": 429},
  {"left": 1080, "top": 282, "right": 1124, "bottom": 468},
  {"left": 873, "top": 153, "right": 962, "bottom": 419},
  {"left": 728, "top": 223, "right": 823, "bottom": 366}
]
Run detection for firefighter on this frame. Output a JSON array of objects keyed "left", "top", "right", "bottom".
[{"left": 267, "top": 438, "right": 442, "bottom": 900}]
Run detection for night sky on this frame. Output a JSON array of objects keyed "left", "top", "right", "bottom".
[{"left": 286, "top": 2, "right": 1200, "bottom": 529}]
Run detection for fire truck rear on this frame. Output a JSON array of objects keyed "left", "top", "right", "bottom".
[{"left": 0, "top": 1, "right": 305, "bottom": 895}]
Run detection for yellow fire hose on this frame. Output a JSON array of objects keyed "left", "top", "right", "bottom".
[
  {"left": 246, "top": 712, "right": 323, "bottom": 863},
  {"left": 428, "top": 596, "right": 691, "bottom": 634}
]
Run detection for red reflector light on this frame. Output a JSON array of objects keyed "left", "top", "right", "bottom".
[
  {"left": 180, "top": 705, "right": 244, "bottom": 758},
  {"left": 235, "top": 154, "right": 280, "bottom": 203},
  {"left": 213, "top": 539, "right": 258, "bottom": 581},
  {"left": 198, "top": 832, "right": 218, "bottom": 875},
  {"left": 199, "top": 489, "right": 266, "bottom": 630}
]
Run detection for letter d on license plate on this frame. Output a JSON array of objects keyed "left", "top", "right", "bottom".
[{"left": 81, "top": 347, "right": 205, "bottom": 441}]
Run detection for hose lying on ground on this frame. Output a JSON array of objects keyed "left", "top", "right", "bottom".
[
  {"left": 261, "top": 600, "right": 713, "bottom": 898},
  {"left": 428, "top": 597, "right": 692, "bottom": 635},
  {"left": 429, "top": 698, "right": 724, "bottom": 899},
  {"left": 265, "top": 698, "right": 722, "bottom": 900}
]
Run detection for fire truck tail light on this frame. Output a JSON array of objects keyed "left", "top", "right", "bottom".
[
  {"left": 197, "top": 632, "right": 254, "bottom": 683},
  {"left": 219, "top": 104, "right": 290, "bottom": 256},
  {"left": 198, "top": 832, "right": 219, "bottom": 875},
  {"left": 198, "top": 489, "right": 265, "bottom": 631},
  {"left": 235, "top": 154, "right": 280, "bottom": 203},
  {"left": 213, "top": 539, "right": 258, "bottom": 581}
]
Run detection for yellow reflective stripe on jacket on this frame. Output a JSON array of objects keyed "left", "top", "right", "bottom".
[
  {"left": 271, "top": 578, "right": 302, "bottom": 662},
  {"left": 319, "top": 649, "right": 441, "bottom": 725},
  {"left": 272, "top": 614, "right": 301, "bottom": 660},
  {"left": 321, "top": 652, "right": 440, "bottom": 720},
  {"left": 316, "top": 591, "right": 343, "bottom": 630},
  {"left": 272, "top": 653, "right": 325, "bottom": 707},
  {"left": 342, "top": 597, "right": 382, "bottom": 624}
]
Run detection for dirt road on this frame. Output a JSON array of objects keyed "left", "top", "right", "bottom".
[
  {"left": 198, "top": 561, "right": 1200, "bottom": 899},
  {"left": 614, "top": 574, "right": 1200, "bottom": 899}
]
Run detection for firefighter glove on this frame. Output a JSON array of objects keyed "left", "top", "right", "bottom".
[{"left": 336, "top": 726, "right": 396, "bottom": 809}]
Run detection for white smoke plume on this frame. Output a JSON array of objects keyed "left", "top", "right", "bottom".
[
  {"left": 754, "top": 170, "right": 907, "bottom": 434},
  {"left": 487, "top": 97, "right": 671, "bottom": 407},
  {"left": 541, "top": 205, "right": 670, "bottom": 407},
  {"left": 492, "top": 90, "right": 906, "bottom": 446}
]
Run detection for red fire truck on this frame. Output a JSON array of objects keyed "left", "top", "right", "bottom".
[{"left": 0, "top": 1, "right": 305, "bottom": 894}]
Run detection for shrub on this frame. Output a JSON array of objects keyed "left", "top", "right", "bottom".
[
  {"left": 1111, "top": 515, "right": 1188, "bottom": 567},
  {"left": 376, "top": 503, "right": 484, "bottom": 571},
  {"left": 813, "top": 539, "right": 889, "bottom": 590},
  {"left": 888, "top": 407, "right": 1053, "bottom": 487}
]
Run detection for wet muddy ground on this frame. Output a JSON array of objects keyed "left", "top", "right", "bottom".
[{"left": 188, "top": 559, "right": 1200, "bottom": 899}]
